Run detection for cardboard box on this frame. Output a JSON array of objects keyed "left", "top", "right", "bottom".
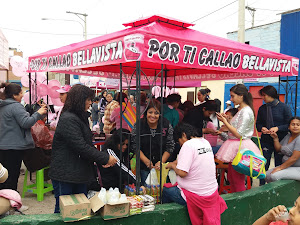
[
  {"left": 59, "top": 194, "right": 91, "bottom": 222},
  {"left": 90, "top": 193, "right": 130, "bottom": 220}
]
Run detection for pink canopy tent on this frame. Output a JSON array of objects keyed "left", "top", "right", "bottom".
[{"left": 28, "top": 15, "right": 299, "bottom": 86}]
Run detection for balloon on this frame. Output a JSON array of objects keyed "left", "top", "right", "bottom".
[
  {"left": 48, "top": 80, "right": 61, "bottom": 89},
  {"left": 23, "top": 92, "right": 40, "bottom": 104},
  {"left": 42, "top": 96, "right": 53, "bottom": 105},
  {"left": 12, "top": 67, "right": 26, "bottom": 77},
  {"left": 36, "top": 72, "right": 47, "bottom": 83},
  {"left": 37, "top": 84, "right": 48, "bottom": 96},
  {"left": 48, "top": 113, "right": 57, "bottom": 121},
  {"left": 152, "top": 86, "right": 161, "bottom": 98},
  {"left": 170, "top": 88, "right": 179, "bottom": 94},
  {"left": 21, "top": 75, "right": 30, "bottom": 87},
  {"left": 48, "top": 86, "right": 60, "bottom": 99},
  {"left": 10, "top": 56, "right": 24, "bottom": 68},
  {"left": 91, "top": 77, "right": 100, "bottom": 83},
  {"left": 51, "top": 97, "right": 64, "bottom": 106}
]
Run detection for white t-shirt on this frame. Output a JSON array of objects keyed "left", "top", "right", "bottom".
[{"left": 176, "top": 138, "right": 218, "bottom": 197}]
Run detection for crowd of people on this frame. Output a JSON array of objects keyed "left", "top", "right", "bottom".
[{"left": 0, "top": 81, "right": 299, "bottom": 225}]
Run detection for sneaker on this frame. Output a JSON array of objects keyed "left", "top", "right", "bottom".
[{"left": 19, "top": 205, "right": 29, "bottom": 212}]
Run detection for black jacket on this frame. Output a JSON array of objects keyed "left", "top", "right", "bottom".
[
  {"left": 49, "top": 111, "right": 109, "bottom": 184},
  {"left": 99, "top": 148, "right": 135, "bottom": 190},
  {"left": 256, "top": 101, "right": 292, "bottom": 144},
  {"left": 131, "top": 117, "right": 174, "bottom": 171}
]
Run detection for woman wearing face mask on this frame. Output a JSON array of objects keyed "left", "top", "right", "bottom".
[
  {"left": 49, "top": 85, "right": 117, "bottom": 213},
  {"left": 0, "top": 83, "right": 47, "bottom": 191},
  {"left": 216, "top": 84, "right": 262, "bottom": 193},
  {"left": 256, "top": 85, "right": 292, "bottom": 185},
  {"left": 131, "top": 100, "right": 175, "bottom": 186},
  {"left": 265, "top": 117, "right": 300, "bottom": 182}
]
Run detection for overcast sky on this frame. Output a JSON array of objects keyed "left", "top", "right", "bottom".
[{"left": 1, "top": 0, "right": 299, "bottom": 58}]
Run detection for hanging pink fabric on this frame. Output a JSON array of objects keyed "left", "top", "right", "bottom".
[{"left": 182, "top": 188, "right": 227, "bottom": 225}]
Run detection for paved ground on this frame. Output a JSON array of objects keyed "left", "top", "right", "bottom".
[{"left": 17, "top": 157, "right": 274, "bottom": 215}]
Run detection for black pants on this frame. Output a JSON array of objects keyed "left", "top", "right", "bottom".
[{"left": 0, "top": 150, "right": 25, "bottom": 191}]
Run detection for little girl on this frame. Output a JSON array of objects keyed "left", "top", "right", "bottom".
[{"left": 216, "top": 84, "right": 261, "bottom": 193}]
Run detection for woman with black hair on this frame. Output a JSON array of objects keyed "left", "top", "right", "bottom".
[
  {"left": 131, "top": 100, "right": 175, "bottom": 186},
  {"left": 256, "top": 85, "right": 292, "bottom": 185},
  {"left": 216, "top": 84, "right": 262, "bottom": 193},
  {"left": 163, "top": 123, "right": 227, "bottom": 225},
  {"left": 98, "top": 90, "right": 107, "bottom": 132},
  {"left": 99, "top": 129, "right": 136, "bottom": 190},
  {"left": 49, "top": 85, "right": 117, "bottom": 213},
  {"left": 0, "top": 83, "right": 47, "bottom": 191},
  {"left": 266, "top": 116, "right": 300, "bottom": 182}
]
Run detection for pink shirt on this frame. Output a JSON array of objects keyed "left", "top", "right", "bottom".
[
  {"left": 110, "top": 107, "right": 130, "bottom": 130},
  {"left": 176, "top": 138, "right": 218, "bottom": 197}
]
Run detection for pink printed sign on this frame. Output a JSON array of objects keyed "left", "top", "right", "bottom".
[{"left": 28, "top": 15, "right": 299, "bottom": 82}]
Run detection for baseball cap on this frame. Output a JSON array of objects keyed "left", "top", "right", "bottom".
[
  {"left": 56, "top": 85, "right": 71, "bottom": 93},
  {"left": 226, "top": 100, "right": 231, "bottom": 104}
]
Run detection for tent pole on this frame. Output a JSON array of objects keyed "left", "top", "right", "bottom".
[
  {"left": 119, "top": 63, "right": 123, "bottom": 190},
  {"left": 295, "top": 75, "right": 298, "bottom": 116},
  {"left": 135, "top": 61, "right": 141, "bottom": 194},
  {"left": 164, "top": 68, "right": 167, "bottom": 97},
  {"left": 159, "top": 64, "right": 164, "bottom": 203},
  {"left": 46, "top": 72, "right": 49, "bottom": 123},
  {"left": 29, "top": 73, "right": 32, "bottom": 114},
  {"left": 285, "top": 76, "right": 289, "bottom": 104},
  {"left": 278, "top": 75, "right": 281, "bottom": 98}
]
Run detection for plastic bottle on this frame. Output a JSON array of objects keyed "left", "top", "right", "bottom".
[
  {"left": 106, "top": 187, "right": 114, "bottom": 202},
  {"left": 119, "top": 194, "right": 127, "bottom": 203},
  {"left": 128, "top": 187, "right": 135, "bottom": 196},
  {"left": 156, "top": 185, "right": 161, "bottom": 203},
  {"left": 98, "top": 187, "right": 107, "bottom": 204},
  {"left": 124, "top": 185, "right": 129, "bottom": 196},
  {"left": 139, "top": 187, "right": 144, "bottom": 195},
  {"left": 275, "top": 211, "right": 290, "bottom": 222}
]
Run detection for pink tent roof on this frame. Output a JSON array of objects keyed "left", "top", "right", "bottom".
[{"left": 28, "top": 15, "right": 299, "bottom": 84}]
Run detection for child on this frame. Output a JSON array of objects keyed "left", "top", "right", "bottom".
[
  {"left": 163, "top": 123, "right": 227, "bottom": 225},
  {"left": 252, "top": 195, "right": 300, "bottom": 225}
]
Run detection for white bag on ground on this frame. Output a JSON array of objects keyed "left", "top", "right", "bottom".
[
  {"left": 145, "top": 168, "right": 159, "bottom": 186},
  {"left": 168, "top": 170, "right": 177, "bottom": 185}
]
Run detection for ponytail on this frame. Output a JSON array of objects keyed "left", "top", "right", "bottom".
[
  {"left": 230, "top": 84, "right": 255, "bottom": 115},
  {"left": 0, "top": 82, "right": 22, "bottom": 100}
]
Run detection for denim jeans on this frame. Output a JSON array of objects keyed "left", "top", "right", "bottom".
[
  {"left": 52, "top": 180, "right": 87, "bottom": 213},
  {"left": 260, "top": 142, "right": 283, "bottom": 185},
  {"left": 162, "top": 186, "right": 186, "bottom": 206}
]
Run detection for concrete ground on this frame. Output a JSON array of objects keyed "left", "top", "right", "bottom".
[{"left": 17, "top": 157, "right": 274, "bottom": 215}]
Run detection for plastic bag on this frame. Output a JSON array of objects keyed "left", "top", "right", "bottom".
[
  {"left": 31, "top": 122, "right": 53, "bottom": 150},
  {"left": 168, "top": 170, "right": 177, "bottom": 185},
  {"left": 145, "top": 168, "right": 159, "bottom": 186}
]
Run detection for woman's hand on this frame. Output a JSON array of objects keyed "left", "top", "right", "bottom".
[
  {"left": 269, "top": 127, "right": 279, "bottom": 134},
  {"left": 265, "top": 205, "right": 288, "bottom": 222},
  {"left": 270, "top": 132, "right": 278, "bottom": 139},
  {"left": 37, "top": 104, "right": 47, "bottom": 115},
  {"left": 216, "top": 112, "right": 227, "bottom": 123},
  {"left": 271, "top": 166, "right": 282, "bottom": 174},
  {"left": 165, "top": 161, "right": 177, "bottom": 170},
  {"left": 261, "top": 127, "right": 269, "bottom": 134},
  {"left": 140, "top": 186, "right": 147, "bottom": 194},
  {"left": 102, "top": 155, "right": 118, "bottom": 168},
  {"left": 144, "top": 159, "right": 154, "bottom": 169},
  {"left": 155, "top": 161, "right": 161, "bottom": 170}
]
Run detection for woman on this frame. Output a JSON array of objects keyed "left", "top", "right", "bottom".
[
  {"left": 98, "top": 90, "right": 108, "bottom": 131},
  {"left": 163, "top": 123, "right": 227, "bottom": 225},
  {"left": 49, "top": 85, "right": 117, "bottom": 213},
  {"left": 103, "top": 92, "right": 119, "bottom": 134},
  {"left": 99, "top": 129, "right": 136, "bottom": 191},
  {"left": 216, "top": 84, "right": 261, "bottom": 193},
  {"left": 50, "top": 85, "right": 71, "bottom": 131},
  {"left": 0, "top": 83, "right": 47, "bottom": 191},
  {"left": 256, "top": 85, "right": 292, "bottom": 185},
  {"left": 131, "top": 100, "right": 175, "bottom": 185},
  {"left": 252, "top": 196, "right": 300, "bottom": 225},
  {"left": 265, "top": 117, "right": 300, "bottom": 182},
  {"left": 195, "top": 89, "right": 207, "bottom": 106},
  {"left": 110, "top": 93, "right": 130, "bottom": 130}
]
